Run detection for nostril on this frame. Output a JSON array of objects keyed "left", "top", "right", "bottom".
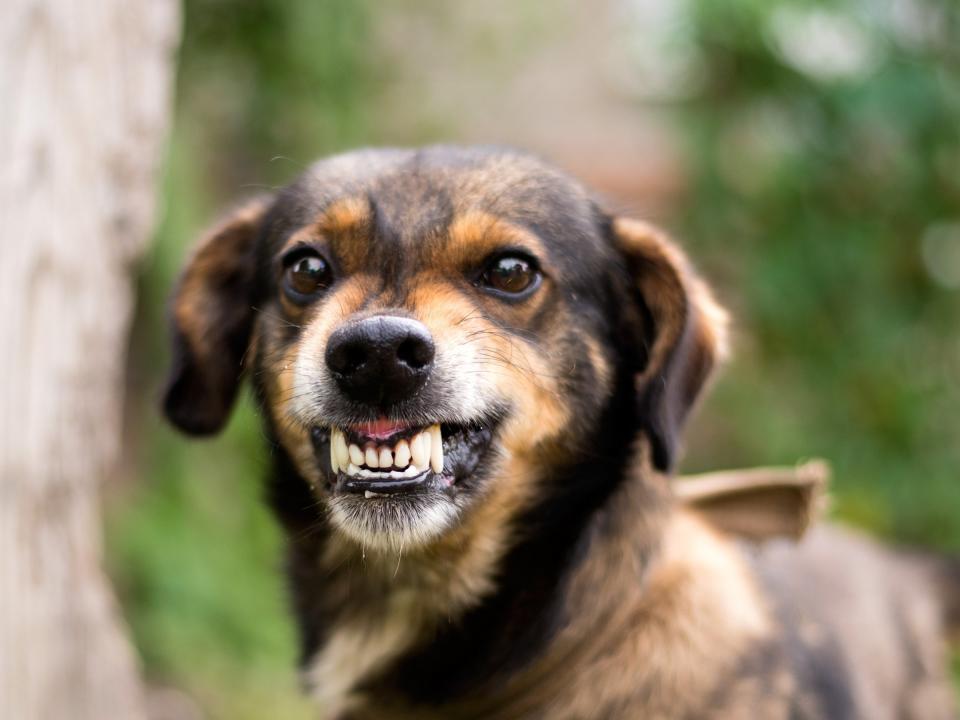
[
  {"left": 341, "top": 344, "right": 367, "bottom": 374},
  {"left": 327, "top": 340, "right": 368, "bottom": 376},
  {"left": 397, "top": 336, "right": 434, "bottom": 370}
]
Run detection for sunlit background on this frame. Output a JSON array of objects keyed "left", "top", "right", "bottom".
[{"left": 109, "top": 1, "right": 960, "bottom": 717}]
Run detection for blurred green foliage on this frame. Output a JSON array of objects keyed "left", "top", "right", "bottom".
[
  {"left": 107, "top": 0, "right": 960, "bottom": 716},
  {"left": 111, "top": 1, "right": 379, "bottom": 716},
  {"left": 677, "top": 0, "right": 960, "bottom": 550}
]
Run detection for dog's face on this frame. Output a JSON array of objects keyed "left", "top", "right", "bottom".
[{"left": 164, "top": 147, "right": 726, "bottom": 552}]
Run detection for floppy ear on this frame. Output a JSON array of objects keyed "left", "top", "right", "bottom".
[
  {"left": 162, "top": 197, "right": 270, "bottom": 435},
  {"left": 611, "top": 217, "right": 729, "bottom": 472}
]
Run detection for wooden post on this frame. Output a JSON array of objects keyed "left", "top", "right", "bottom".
[{"left": 0, "top": 1, "right": 180, "bottom": 717}]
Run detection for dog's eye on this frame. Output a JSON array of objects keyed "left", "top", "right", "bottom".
[
  {"left": 480, "top": 255, "right": 541, "bottom": 297},
  {"left": 283, "top": 250, "right": 332, "bottom": 302}
]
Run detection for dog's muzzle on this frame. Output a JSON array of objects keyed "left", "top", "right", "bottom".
[{"left": 310, "top": 313, "right": 500, "bottom": 502}]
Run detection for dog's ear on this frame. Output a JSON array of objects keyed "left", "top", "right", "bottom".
[
  {"left": 163, "top": 197, "right": 270, "bottom": 436},
  {"left": 610, "top": 217, "right": 728, "bottom": 472}
]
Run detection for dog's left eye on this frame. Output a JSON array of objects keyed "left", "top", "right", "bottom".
[
  {"left": 479, "top": 254, "right": 541, "bottom": 297},
  {"left": 282, "top": 249, "right": 332, "bottom": 302}
]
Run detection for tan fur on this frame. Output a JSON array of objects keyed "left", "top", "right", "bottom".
[
  {"left": 165, "top": 148, "right": 958, "bottom": 720},
  {"left": 268, "top": 342, "right": 323, "bottom": 488},
  {"left": 304, "top": 591, "right": 422, "bottom": 717},
  {"left": 263, "top": 211, "right": 772, "bottom": 717},
  {"left": 444, "top": 211, "right": 549, "bottom": 268},
  {"left": 347, "top": 451, "right": 782, "bottom": 720},
  {"left": 611, "top": 217, "right": 729, "bottom": 379},
  {"left": 173, "top": 197, "right": 268, "bottom": 364}
]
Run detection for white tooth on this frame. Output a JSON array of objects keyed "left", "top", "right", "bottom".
[
  {"left": 334, "top": 430, "right": 350, "bottom": 471},
  {"left": 430, "top": 424, "right": 444, "bottom": 474},
  {"left": 394, "top": 440, "right": 411, "bottom": 468},
  {"left": 365, "top": 446, "right": 379, "bottom": 468},
  {"left": 348, "top": 444, "right": 364, "bottom": 467},
  {"left": 330, "top": 430, "right": 340, "bottom": 472},
  {"left": 379, "top": 447, "right": 393, "bottom": 468},
  {"left": 422, "top": 430, "right": 431, "bottom": 465},
  {"left": 364, "top": 490, "right": 375, "bottom": 499},
  {"left": 347, "top": 463, "right": 361, "bottom": 475},
  {"left": 410, "top": 432, "right": 428, "bottom": 469}
]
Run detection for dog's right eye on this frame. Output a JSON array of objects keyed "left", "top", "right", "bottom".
[{"left": 282, "top": 249, "right": 332, "bottom": 303}]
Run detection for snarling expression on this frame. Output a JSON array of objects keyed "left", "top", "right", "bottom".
[{"left": 163, "top": 147, "right": 726, "bottom": 552}]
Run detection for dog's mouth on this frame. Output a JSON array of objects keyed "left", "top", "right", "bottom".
[{"left": 309, "top": 418, "right": 497, "bottom": 498}]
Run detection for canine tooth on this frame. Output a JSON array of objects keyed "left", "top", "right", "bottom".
[
  {"left": 364, "top": 490, "right": 377, "bottom": 499},
  {"left": 365, "top": 446, "right": 379, "bottom": 468},
  {"left": 410, "top": 432, "right": 428, "bottom": 469},
  {"left": 330, "top": 430, "right": 340, "bottom": 472},
  {"left": 348, "top": 444, "right": 364, "bottom": 466},
  {"left": 394, "top": 439, "right": 411, "bottom": 468},
  {"left": 347, "top": 463, "right": 361, "bottom": 475},
  {"left": 429, "top": 424, "right": 443, "bottom": 473},
  {"left": 379, "top": 446, "right": 393, "bottom": 468},
  {"left": 334, "top": 430, "right": 350, "bottom": 470}
]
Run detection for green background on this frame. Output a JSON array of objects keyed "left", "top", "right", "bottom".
[{"left": 108, "top": 1, "right": 960, "bottom": 716}]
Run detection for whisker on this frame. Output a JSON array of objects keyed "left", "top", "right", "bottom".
[{"left": 252, "top": 305, "right": 304, "bottom": 330}]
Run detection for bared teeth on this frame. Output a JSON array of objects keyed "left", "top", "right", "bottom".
[
  {"left": 330, "top": 431, "right": 339, "bottom": 473},
  {"left": 410, "top": 432, "right": 428, "bottom": 469},
  {"left": 348, "top": 443, "right": 364, "bottom": 467},
  {"left": 332, "top": 424, "right": 444, "bottom": 478},
  {"left": 394, "top": 439, "right": 411, "bottom": 468},
  {"left": 333, "top": 429, "right": 349, "bottom": 471},
  {"left": 428, "top": 424, "right": 443, "bottom": 473}
]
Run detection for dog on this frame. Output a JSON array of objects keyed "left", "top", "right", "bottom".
[{"left": 163, "top": 146, "right": 960, "bottom": 719}]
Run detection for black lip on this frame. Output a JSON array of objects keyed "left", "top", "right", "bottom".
[
  {"left": 308, "top": 420, "right": 499, "bottom": 497},
  {"left": 341, "top": 469, "right": 435, "bottom": 495}
]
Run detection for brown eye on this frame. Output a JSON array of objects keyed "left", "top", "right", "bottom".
[
  {"left": 283, "top": 252, "right": 332, "bottom": 301},
  {"left": 480, "top": 254, "right": 541, "bottom": 297}
]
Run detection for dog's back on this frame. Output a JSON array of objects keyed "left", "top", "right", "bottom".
[{"left": 750, "top": 525, "right": 958, "bottom": 719}]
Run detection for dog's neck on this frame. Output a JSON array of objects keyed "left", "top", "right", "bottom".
[
  {"left": 373, "top": 447, "right": 674, "bottom": 706},
  {"left": 268, "top": 428, "right": 674, "bottom": 717}
]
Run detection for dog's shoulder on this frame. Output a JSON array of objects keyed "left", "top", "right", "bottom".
[
  {"left": 564, "top": 508, "right": 782, "bottom": 718},
  {"left": 507, "top": 511, "right": 956, "bottom": 720},
  {"left": 749, "top": 525, "right": 957, "bottom": 719}
]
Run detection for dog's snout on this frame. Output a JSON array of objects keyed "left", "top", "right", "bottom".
[{"left": 325, "top": 315, "right": 435, "bottom": 406}]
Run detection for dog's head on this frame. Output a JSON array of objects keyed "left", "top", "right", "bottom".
[{"left": 164, "top": 146, "right": 727, "bottom": 551}]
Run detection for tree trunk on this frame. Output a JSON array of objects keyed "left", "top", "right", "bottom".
[{"left": 0, "top": 1, "right": 179, "bottom": 718}]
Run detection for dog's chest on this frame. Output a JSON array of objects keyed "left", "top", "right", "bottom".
[{"left": 303, "top": 591, "right": 420, "bottom": 718}]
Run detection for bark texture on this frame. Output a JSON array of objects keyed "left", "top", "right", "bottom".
[{"left": 0, "top": 1, "right": 180, "bottom": 717}]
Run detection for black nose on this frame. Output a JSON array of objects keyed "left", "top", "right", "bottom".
[{"left": 325, "top": 315, "right": 436, "bottom": 407}]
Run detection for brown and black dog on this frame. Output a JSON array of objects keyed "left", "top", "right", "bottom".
[{"left": 163, "top": 146, "right": 960, "bottom": 719}]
